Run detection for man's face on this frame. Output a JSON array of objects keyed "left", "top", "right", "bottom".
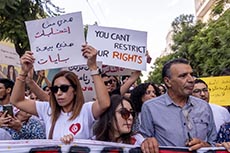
[
  {"left": 192, "top": 82, "right": 209, "bottom": 102},
  {"left": 0, "top": 83, "right": 7, "bottom": 101},
  {"left": 165, "top": 63, "right": 195, "bottom": 97}
]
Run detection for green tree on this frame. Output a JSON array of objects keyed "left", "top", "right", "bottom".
[
  {"left": 147, "top": 9, "right": 230, "bottom": 82},
  {"left": 191, "top": 9, "right": 230, "bottom": 76},
  {"left": 211, "top": 0, "right": 230, "bottom": 15},
  {"left": 146, "top": 54, "right": 175, "bottom": 84},
  {"left": 0, "top": 0, "right": 63, "bottom": 57}
]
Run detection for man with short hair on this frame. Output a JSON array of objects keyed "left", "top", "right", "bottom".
[
  {"left": 0, "top": 78, "right": 15, "bottom": 140},
  {"left": 140, "top": 58, "right": 217, "bottom": 152},
  {"left": 0, "top": 78, "right": 14, "bottom": 105},
  {"left": 192, "top": 79, "right": 230, "bottom": 132}
]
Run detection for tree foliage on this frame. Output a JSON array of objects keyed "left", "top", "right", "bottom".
[
  {"left": 0, "top": 0, "right": 63, "bottom": 57},
  {"left": 147, "top": 9, "right": 230, "bottom": 83}
]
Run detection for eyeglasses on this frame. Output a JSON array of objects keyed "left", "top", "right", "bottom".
[
  {"left": 50, "top": 85, "right": 72, "bottom": 93},
  {"left": 192, "top": 88, "right": 208, "bottom": 94},
  {"left": 117, "top": 108, "right": 135, "bottom": 120},
  {"left": 104, "top": 80, "right": 113, "bottom": 86}
]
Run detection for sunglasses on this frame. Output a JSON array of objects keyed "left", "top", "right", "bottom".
[
  {"left": 104, "top": 80, "right": 113, "bottom": 86},
  {"left": 117, "top": 108, "right": 135, "bottom": 120},
  {"left": 50, "top": 85, "right": 72, "bottom": 93}
]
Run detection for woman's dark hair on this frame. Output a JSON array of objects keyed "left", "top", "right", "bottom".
[
  {"left": 49, "top": 70, "right": 84, "bottom": 122},
  {"left": 110, "top": 75, "right": 121, "bottom": 88},
  {"left": 94, "top": 94, "right": 135, "bottom": 144},
  {"left": 130, "top": 83, "right": 160, "bottom": 113},
  {"left": 158, "top": 84, "right": 167, "bottom": 94},
  {"left": 7, "top": 65, "right": 16, "bottom": 81}
]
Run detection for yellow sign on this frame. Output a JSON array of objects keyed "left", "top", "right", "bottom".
[{"left": 201, "top": 76, "right": 230, "bottom": 106}]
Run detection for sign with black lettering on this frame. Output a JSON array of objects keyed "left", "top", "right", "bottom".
[
  {"left": 201, "top": 76, "right": 230, "bottom": 106},
  {"left": 87, "top": 25, "right": 147, "bottom": 71},
  {"left": 25, "top": 12, "right": 85, "bottom": 71}
]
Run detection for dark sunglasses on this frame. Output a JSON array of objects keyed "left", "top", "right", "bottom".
[
  {"left": 117, "top": 108, "right": 135, "bottom": 120},
  {"left": 104, "top": 80, "right": 113, "bottom": 86},
  {"left": 50, "top": 85, "right": 72, "bottom": 93}
]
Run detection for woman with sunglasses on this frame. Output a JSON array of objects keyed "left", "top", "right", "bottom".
[
  {"left": 10, "top": 44, "right": 110, "bottom": 144},
  {"left": 93, "top": 94, "right": 157, "bottom": 152},
  {"left": 101, "top": 71, "right": 141, "bottom": 97}
]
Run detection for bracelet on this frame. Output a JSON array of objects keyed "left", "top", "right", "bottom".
[
  {"left": 19, "top": 73, "right": 27, "bottom": 77},
  {"left": 16, "top": 76, "right": 25, "bottom": 82}
]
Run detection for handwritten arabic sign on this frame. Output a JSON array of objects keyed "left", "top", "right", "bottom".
[
  {"left": 102, "top": 65, "right": 133, "bottom": 76},
  {"left": 62, "top": 62, "right": 102, "bottom": 102},
  {"left": 25, "top": 12, "right": 86, "bottom": 71},
  {"left": 87, "top": 25, "right": 147, "bottom": 71},
  {"left": 201, "top": 76, "right": 230, "bottom": 106}
]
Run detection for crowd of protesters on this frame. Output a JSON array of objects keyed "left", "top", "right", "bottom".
[{"left": 0, "top": 45, "right": 230, "bottom": 152}]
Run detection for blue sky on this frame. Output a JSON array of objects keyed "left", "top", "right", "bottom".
[{"left": 52, "top": 0, "right": 195, "bottom": 80}]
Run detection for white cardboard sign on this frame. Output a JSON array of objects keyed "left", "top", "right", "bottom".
[
  {"left": 25, "top": 12, "right": 86, "bottom": 71},
  {"left": 87, "top": 25, "right": 147, "bottom": 71}
]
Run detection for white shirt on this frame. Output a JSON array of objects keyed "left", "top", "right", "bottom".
[
  {"left": 0, "top": 128, "right": 12, "bottom": 140},
  {"left": 210, "top": 103, "right": 230, "bottom": 132},
  {"left": 36, "top": 101, "right": 95, "bottom": 140}
]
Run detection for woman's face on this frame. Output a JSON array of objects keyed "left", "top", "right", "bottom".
[
  {"left": 158, "top": 85, "right": 165, "bottom": 95},
  {"left": 141, "top": 85, "right": 156, "bottom": 103},
  {"left": 113, "top": 100, "right": 134, "bottom": 138},
  {"left": 102, "top": 76, "right": 112, "bottom": 92},
  {"left": 109, "top": 76, "right": 117, "bottom": 91},
  {"left": 9, "top": 66, "right": 14, "bottom": 73},
  {"left": 44, "top": 86, "right": 51, "bottom": 95},
  {"left": 52, "top": 76, "right": 75, "bottom": 112}
]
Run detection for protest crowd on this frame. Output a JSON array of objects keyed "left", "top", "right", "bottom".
[{"left": 0, "top": 12, "right": 230, "bottom": 153}]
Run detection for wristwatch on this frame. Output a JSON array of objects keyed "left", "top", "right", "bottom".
[{"left": 90, "top": 68, "right": 102, "bottom": 76}]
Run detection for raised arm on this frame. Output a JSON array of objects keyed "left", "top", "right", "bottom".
[
  {"left": 120, "top": 70, "right": 141, "bottom": 96},
  {"left": 10, "top": 51, "right": 38, "bottom": 116},
  {"left": 82, "top": 44, "right": 110, "bottom": 119},
  {"left": 26, "top": 69, "right": 49, "bottom": 101}
]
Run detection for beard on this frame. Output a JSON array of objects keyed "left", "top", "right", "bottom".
[{"left": 0, "top": 94, "right": 7, "bottom": 101}]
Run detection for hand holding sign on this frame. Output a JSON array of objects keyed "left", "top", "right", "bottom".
[
  {"left": 25, "top": 12, "right": 85, "bottom": 71},
  {"left": 20, "top": 51, "right": 35, "bottom": 75},
  {"left": 82, "top": 44, "right": 97, "bottom": 70}
]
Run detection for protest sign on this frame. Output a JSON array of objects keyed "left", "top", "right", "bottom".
[
  {"left": 0, "top": 139, "right": 227, "bottom": 153},
  {"left": 201, "top": 76, "right": 230, "bottom": 106},
  {"left": 25, "top": 12, "right": 85, "bottom": 71},
  {"left": 87, "top": 25, "right": 147, "bottom": 71},
  {"left": 102, "top": 65, "right": 133, "bottom": 76},
  {"left": 0, "top": 64, "right": 20, "bottom": 82},
  {"left": 0, "top": 43, "right": 20, "bottom": 67},
  {"left": 62, "top": 62, "right": 102, "bottom": 102}
]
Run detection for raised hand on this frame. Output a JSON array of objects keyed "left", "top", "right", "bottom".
[
  {"left": 81, "top": 44, "right": 97, "bottom": 70},
  {"left": 20, "top": 51, "right": 35, "bottom": 75}
]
